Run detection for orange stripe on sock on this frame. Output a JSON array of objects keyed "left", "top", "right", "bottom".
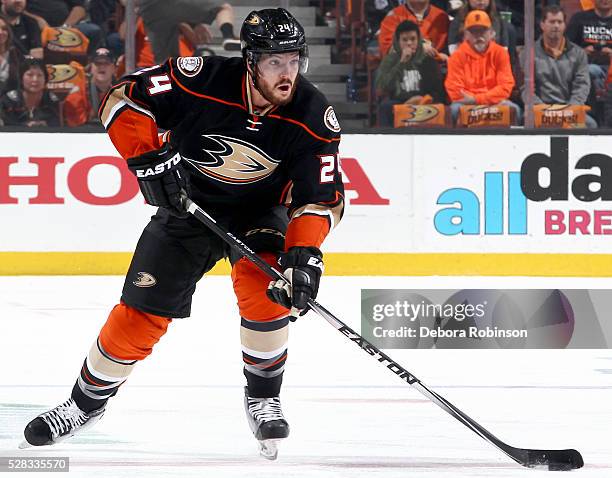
[{"left": 81, "top": 364, "right": 108, "bottom": 387}]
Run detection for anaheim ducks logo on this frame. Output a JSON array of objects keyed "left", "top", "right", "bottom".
[
  {"left": 133, "top": 272, "right": 156, "bottom": 288},
  {"left": 47, "top": 27, "right": 84, "bottom": 47},
  {"left": 185, "top": 135, "right": 280, "bottom": 184},
  {"left": 46, "top": 64, "right": 78, "bottom": 83},
  {"left": 542, "top": 104, "right": 571, "bottom": 113},
  {"left": 400, "top": 105, "right": 440, "bottom": 123},
  {"left": 245, "top": 13, "right": 261, "bottom": 25}
]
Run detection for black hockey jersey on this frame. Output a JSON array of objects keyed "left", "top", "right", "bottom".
[
  {"left": 0, "top": 89, "right": 60, "bottom": 127},
  {"left": 99, "top": 55, "right": 344, "bottom": 249}
]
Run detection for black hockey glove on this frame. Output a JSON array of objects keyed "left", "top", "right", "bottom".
[
  {"left": 127, "top": 145, "right": 190, "bottom": 217},
  {"left": 267, "top": 246, "right": 324, "bottom": 318}
]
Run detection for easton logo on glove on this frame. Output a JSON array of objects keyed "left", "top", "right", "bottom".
[
  {"left": 268, "top": 246, "right": 324, "bottom": 317},
  {"left": 127, "top": 145, "right": 190, "bottom": 217},
  {"left": 134, "top": 152, "right": 182, "bottom": 178},
  {"left": 307, "top": 256, "right": 324, "bottom": 272}
]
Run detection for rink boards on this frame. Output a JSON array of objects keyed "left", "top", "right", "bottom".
[{"left": 2, "top": 132, "right": 612, "bottom": 275}]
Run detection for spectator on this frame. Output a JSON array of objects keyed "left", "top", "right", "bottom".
[
  {"left": 25, "top": 0, "right": 103, "bottom": 53},
  {"left": 105, "top": 0, "right": 127, "bottom": 60},
  {"left": 88, "top": 0, "right": 120, "bottom": 55},
  {"left": 376, "top": 20, "right": 445, "bottom": 126},
  {"left": 445, "top": 10, "right": 519, "bottom": 123},
  {"left": 0, "top": 14, "right": 22, "bottom": 95},
  {"left": 445, "top": 0, "right": 466, "bottom": 16},
  {"left": 566, "top": 0, "right": 612, "bottom": 98},
  {"left": 368, "top": 0, "right": 459, "bottom": 37},
  {"left": 523, "top": 5, "right": 596, "bottom": 127},
  {"left": 88, "top": 0, "right": 116, "bottom": 29},
  {"left": 604, "top": 70, "right": 612, "bottom": 124},
  {"left": 0, "top": 56, "right": 59, "bottom": 126},
  {"left": 107, "top": 1, "right": 200, "bottom": 65},
  {"left": 430, "top": 0, "right": 455, "bottom": 11},
  {"left": 378, "top": 0, "right": 450, "bottom": 59},
  {"left": 136, "top": 1, "right": 240, "bottom": 63},
  {"left": 63, "top": 47, "right": 115, "bottom": 126},
  {"left": 1, "top": 0, "right": 42, "bottom": 58},
  {"left": 113, "top": 16, "right": 196, "bottom": 76},
  {"left": 448, "top": 0, "right": 517, "bottom": 63},
  {"left": 496, "top": 0, "right": 525, "bottom": 44},
  {"left": 367, "top": 0, "right": 401, "bottom": 37}
]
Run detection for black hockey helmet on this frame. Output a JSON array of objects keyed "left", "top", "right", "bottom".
[{"left": 240, "top": 8, "right": 309, "bottom": 74}]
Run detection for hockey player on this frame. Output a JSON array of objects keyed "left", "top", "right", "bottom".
[{"left": 22, "top": 8, "right": 344, "bottom": 459}]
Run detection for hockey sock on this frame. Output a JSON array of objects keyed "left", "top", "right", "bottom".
[
  {"left": 71, "top": 303, "right": 171, "bottom": 412},
  {"left": 220, "top": 22, "right": 236, "bottom": 39},
  {"left": 240, "top": 316, "right": 289, "bottom": 398},
  {"left": 71, "top": 338, "right": 136, "bottom": 413}
]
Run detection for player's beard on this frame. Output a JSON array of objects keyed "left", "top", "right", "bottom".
[
  {"left": 5, "top": 5, "right": 23, "bottom": 16},
  {"left": 255, "top": 74, "right": 298, "bottom": 107}
]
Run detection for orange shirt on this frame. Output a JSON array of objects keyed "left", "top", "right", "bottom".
[
  {"left": 116, "top": 18, "right": 193, "bottom": 76},
  {"left": 63, "top": 82, "right": 109, "bottom": 127},
  {"left": 378, "top": 4, "right": 449, "bottom": 56},
  {"left": 445, "top": 40, "right": 515, "bottom": 104},
  {"left": 63, "top": 85, "right": 90, "bottom": 127}
]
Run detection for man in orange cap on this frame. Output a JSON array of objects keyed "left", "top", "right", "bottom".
[{"left": 445, "top": 9, "right": 519, "bottom": 124}]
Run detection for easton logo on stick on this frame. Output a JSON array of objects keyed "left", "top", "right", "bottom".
[{"left": 338, "top": 326, "right": 418, "bottom": 384}]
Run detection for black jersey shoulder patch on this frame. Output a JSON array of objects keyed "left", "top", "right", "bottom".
[
  {"left": 323, "top": 105, "right": 341, "bottom": 133},
  {"left": 177, "top": 56, "right": 204, "bottom": 77},
  {"left": 279, "top": 77, "right": 341, "bottom": 142}
]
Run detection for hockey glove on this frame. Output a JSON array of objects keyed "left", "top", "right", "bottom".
[
  {"left": 127, "top": 145, "right": 190, "bottom": 217},
  {"left": 267, "top": 246, "right": 324, "bottom": 318}
]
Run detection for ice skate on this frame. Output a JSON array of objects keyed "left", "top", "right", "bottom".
[
  {"left": 244, "top": 387, "right": 289, "bottom": 460},
  {"left": 21, "top": 398, "right": 104, "bottom": 447}
]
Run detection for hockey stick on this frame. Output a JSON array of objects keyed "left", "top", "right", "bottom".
[{"left": 183, "top": 196, "right": 584, "bottom": 471}]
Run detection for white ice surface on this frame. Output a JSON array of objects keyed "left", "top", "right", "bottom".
[{"left": 1, "top": 275, "right": 611, "bottom": 477}]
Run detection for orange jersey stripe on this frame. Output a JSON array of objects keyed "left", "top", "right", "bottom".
[
  {"left": 107, "top": 108, "right": 160, "bottom": 159},
  {"left": 169, "top": 62, "right": 247, "bottom": 110},
  {"left": 268, "top": 113, "right": 341, "bottom": 144},
  {"left": 285, "top": 214, "right": 331, "bottom": 250}
]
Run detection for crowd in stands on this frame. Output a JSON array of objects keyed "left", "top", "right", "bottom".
[
  {"left": 0, "top": 0, "right": 240, "bottom": 128},
  {"left": 1, "top": 0, "right": 612, "bottom": 129},
  {"left": 371, "top": 0, "right": 612, "bottom": 128}
]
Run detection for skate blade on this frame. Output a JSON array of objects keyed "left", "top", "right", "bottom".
[{"left": 258, "top": 439, "right": 280, "bottom": 460}]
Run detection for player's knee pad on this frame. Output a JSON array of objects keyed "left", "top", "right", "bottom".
[
  {"left": 231, "top": 252, "right": 289, "bottom": 322},
  {"left": 98, "top": 302, "right": 172, "bottom": 361}
]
